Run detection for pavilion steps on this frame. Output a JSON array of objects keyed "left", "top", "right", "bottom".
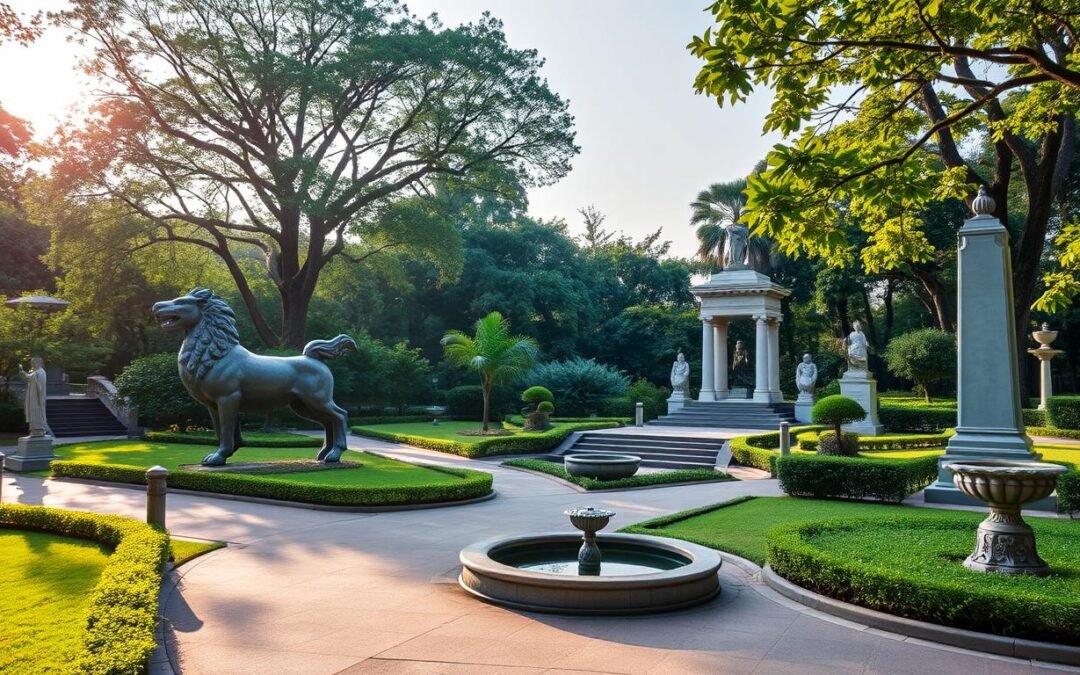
[
  {"left": 46, "top": 397, "right": 128, "bottom": 437},
  {"left": 553, "top": 432, "right": 726, "bottom": 470},
  {"left": 649, "top": 400, "right": 795, "bottom": 430}
]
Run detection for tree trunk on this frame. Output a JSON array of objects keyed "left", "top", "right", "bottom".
[
  {"left": 910, "top": 266, "right": 953, "bottom": 332},
  {"left": 280, "top": 281, "right": 311, "bottom": 351},
  {"left": 481, "top": 378, "right": 492, "bottom": 432}
]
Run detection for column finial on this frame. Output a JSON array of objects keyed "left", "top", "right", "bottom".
[{"left": 971, "top": 185, "right": 995, "bottom": 217}]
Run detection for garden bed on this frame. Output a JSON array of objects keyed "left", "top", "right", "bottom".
[
  {"left": 0, "top": 504, "right": 170, "bottom": 674},
  {"left": 49, "top": 440, "right": 492, "bottom": 507},
  {"left": 351, "top": 420, "right": 622, "bottom": 458},
  {"left": 501, "top": 458, "right": 732, "bottom": 490}
]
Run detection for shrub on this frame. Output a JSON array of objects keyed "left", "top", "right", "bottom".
[
  {"left": 626, "top": 378, "right": 671, "bottom": 421},
  {"left": 0, "top": 504, "right": 169, "bottom": 675},
  {"left": 1029, "top": 426, "right": 1080, "bottom": 441},
  {"left": 0, "top": 401, "right": 24, "bottom": 432},
  {"left": 348, "top": 414, "right": 433, "bottom": 426},
  {"left": 1047, "top": 396, "right": 1080, "bottom": 430},
  {"left": 352, "top": 420, "right": 621, "bottom": 458},
  {"left": 775, "top": 454, "right": 939, "bottom": 503},
  {"left": 51, "top": 460, "right": 492, "bottom": 507},
  {"left": 445, "top": 385, "right": 515, "bottom": 420},
  {"left": 883, "top": 328, "right": 956, "bottom": 402},
  {"left": 521, "top": 386, "right": 554, "bottom": 405},
  {"left": 728, "top": 426, "right": 826, "bottom": 475},
  {"left": 502, "top": 458, "right": 731, "bottom": 490},
  {"left": 879, "top": 404, "right": 955, "bottom": 432},
  {"left": 812, "top": 395, "right": 865, "bottom": 442},
  {"left": 1023, "top": 408, "right": 1048, "bottom": 427},
  {"left": 523, "top": 358, "right": 630, "bottom": 417},
  {"left": 114, "top": 353, "right": 209, "bottom": 428},
  {"left": 536, "top": 401, "right": 554, "bottom": 413},
  {"left": 798, "top": 430, "right": 954, "bottom": 452},
  {"left": 521, "top": 386, "right": 555, "bottom": 430},
  {"left": 817, "top": 430, "right": 860, "bottom": 456},
  {"left": 1058, "top": 471, "right": 1079, "bottom": 516}
]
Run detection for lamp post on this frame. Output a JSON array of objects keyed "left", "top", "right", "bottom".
[
  {"left": 1028, "top": 323, "right": 1063, "bottom": 411},
  {"left": 4, "top": 295, "right": 71, "bottom": 360}
]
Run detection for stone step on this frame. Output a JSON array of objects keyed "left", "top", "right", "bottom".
[
  {"left": 571, "top": 442, "right": 719, "bottom": 459},
  {"left": 577, "top": 435, "right": 725, "bottom": 450}
]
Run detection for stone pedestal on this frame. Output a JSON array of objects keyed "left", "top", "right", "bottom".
[
  {"left": 794, "top": 393, "right": 814, "bottom": 424},
  {"left": 667, "top": 391, "right": 688, "bottom": 414},
  {"left": 5, "top": 435, "right": 57, "bottom": 472},
  {"left": 925, "top": 188, "right": 1037, "bottom": 507},
  {"left": 728, "top": 387, "right": 749, "bottom": 400},
  {"left": 839, "top": 371, "right": 883, "bottom": 436}
]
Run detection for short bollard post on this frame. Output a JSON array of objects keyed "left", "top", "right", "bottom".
[
  {"left": 779, "top": 422, "right": 790, "bottom": 456},
  {"left": 0, "top": 452, "right": 5, "bottom": 503},
  {"left": 145, "top": 466, "right": 168, "bottom": 529},
  {"left": 635, "top": 401, "right": 644, "bottom": 427}
]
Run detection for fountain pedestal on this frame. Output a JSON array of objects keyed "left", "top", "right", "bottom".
[{"left": 565, "top": 506, "right": 615, "bottom": 576}]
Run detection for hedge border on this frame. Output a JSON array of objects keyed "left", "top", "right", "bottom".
[
  {"left": 144, "top": 431, "right": 322, "bottom": 447},
  {"left": 765, "top": 516, "right": 1080, "bottom": 645},
  {"left": 776, "top": 453, "right": 940, "bottom": 503},
  {"left": 500, "top": 458, "right": 733, "bottom": 490},
  {"left": 797, "top": 430, "right": 954, "bottom": 452},
  {"left": 1029, "top": 426, "right": 1080, "bottom": 441},
  {"left": 350, "top": 420, "right": 622, "bottom": 458},
  {"left": 729, "top": 426, "right": 825, "bottom": 475},
  {"left": 0, "top": 504, "right": 170, "bottom": 675},
  {"left": 51, "top": 459, "right": 492, "bottom": 507}
]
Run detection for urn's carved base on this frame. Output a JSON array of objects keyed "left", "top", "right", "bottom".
[
  {"left": 964, "top": 507, "right": 1051, "bottom": 576},
  {"left": 578, "top": 534, "right": 601, "bottom": 576}
]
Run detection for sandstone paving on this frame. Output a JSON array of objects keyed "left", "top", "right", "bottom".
[{"left": 2, "top": 433, "right": 1077, "bottom": 674}]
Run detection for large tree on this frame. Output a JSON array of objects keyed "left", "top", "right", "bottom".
[
  {"left": 54, "top": 0, "right": 577, "bottom": 348},
  {"left": 690, "top": 1, "right": 1078, "bottom": 383}
]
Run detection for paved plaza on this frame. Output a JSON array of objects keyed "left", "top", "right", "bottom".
[{"left": 3, "top": 434, "right": 1076, "bottom": 675}]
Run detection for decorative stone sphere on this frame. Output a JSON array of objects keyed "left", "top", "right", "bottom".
[{"left": 971, "top": 185, "right": 995, "bottom": 217}]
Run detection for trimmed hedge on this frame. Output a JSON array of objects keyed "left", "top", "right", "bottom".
[
  {"left": 0, "top": 504, "right": 169, "bottom": 675},
  {"left": 1029, "top": 426, "right": 1080, "bottom": 441},
  {"left": 729, "top": 427, "right": 825, "bottom": 475},
  {"left": 1059, "top": 471, "right": 1079, "bottom": 516},
  {"left": 1047, "top": 396, "right": 1080, "bottom": 430},
  {"left": 776, "top": 454, "right": 939, "bottom": 503},
  {"left": 351, "top": 421, "right": 622, "bottom": 458},
  {"left": 878, "top": 404, "right": 955, "bottom": 432},
  {"left": 501, "top": 458, "right": 732, "bottom": 490},
  {"left": 349, "top": 415, "right": 434, "bottom": 426},
  {"left": 51, "top": 460, "right": 492, "bottom": 507},
  {"left": 1023, "top": 408, "right": 1048, "bottom": 427},
  {"left": 144, "top": 431, "right": 322, "bottom": 447},
  {"left": 797, "top": 430, "right": 954, "bottom": 452},
  {"left": 766, "top": 517, "right": 1080, "bottom": 644},
  {"left": 817, "top": 430, "right": 860, "bottom": 456}
]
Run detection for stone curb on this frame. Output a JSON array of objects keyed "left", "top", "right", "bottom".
[
  {"left": 761, "top": 564, "right": 1080, "bottom": 667},
  {"left": 46, "top": 476, "right": 497, "bottom": 512}
]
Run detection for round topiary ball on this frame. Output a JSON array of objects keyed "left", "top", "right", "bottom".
[
  {"left": 811, "top": 395, "right": 866, "bottom": 427},
  {"left": 537, "top": 400, "right": 555, "bottom": 414},
  {"left": 522, "top": 386, "right": 554, "bottom": 405}
]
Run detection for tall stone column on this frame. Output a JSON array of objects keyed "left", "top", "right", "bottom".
[
  {"left": 752, "top": 315, "right": 770, "bottom": 403},
  {"left": 714, "top": 320, "right": 729, "bottom": 400},
  {"left": 925, "top": 187, "right": 1037, "bottom": 506},
  {"left": 699, "top": 318, "right": 716, "bottom": 401},
  {"left": 767, "top": 317, "right": 782, "bottom": 402}
]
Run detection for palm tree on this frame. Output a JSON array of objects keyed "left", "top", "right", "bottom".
[
  {"left": 690, "top": 179, "right": 770, "bottom": 272},
  {"left": 441, "top": 312, "right": 540, "bottom": 431}
]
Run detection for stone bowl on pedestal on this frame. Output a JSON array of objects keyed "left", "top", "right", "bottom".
[
  {"left": 564, "top": 453, "right": 641, "bottom": 480},
  {"left": 944, "top": 459, "right": 1067, "bottom": 576}
]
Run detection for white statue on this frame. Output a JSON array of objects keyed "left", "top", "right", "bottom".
[
  {"left": 670, "top": 352, "right": 690, "bottom": 396},
  {"left": 845, "top": 321, "right": 869, "bottom": 371},
  {"left": 723, "top": 222, "right": 750, "bottom": 270},
  {"left": 20, "top": 356, "right": 50, "bottom": 437},
  {"left": 796, "top": 353, "right": 818, "bottom": 397}
]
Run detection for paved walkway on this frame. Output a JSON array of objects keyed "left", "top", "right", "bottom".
[{"left": 2, "top": 434, "right": 1075, "bottom": 675}]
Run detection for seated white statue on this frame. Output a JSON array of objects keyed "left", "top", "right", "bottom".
[
  {"left": 845, "top": 321, "right": 869, "bottom": 371},
  {"left": 670, "top": 352, "right": 690, "bottom": 396},
  {"left": 796, "top": 353, "right": 817, "bottom": 397}
]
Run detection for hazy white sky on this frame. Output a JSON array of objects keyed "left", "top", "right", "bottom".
[{"left": 0, "top": 0, "right": 778, "bottom": 259}]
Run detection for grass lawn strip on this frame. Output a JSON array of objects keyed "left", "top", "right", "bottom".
[
  {"left": 50, "top": 440, "right": 492, "bottom": 506},
  {"left": 501, "top": 458, "right": 733, "bottom": 490},
  {"left": 0, "top": 529, "right": 110, "bottom": 674},
  {"left": 352, "top": 419, "right": 622, "bottom": 458},
  {"left": 171, "top": 539, "right": 226, "bottom": 566}
]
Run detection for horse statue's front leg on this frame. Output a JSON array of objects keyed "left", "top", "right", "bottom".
[{"left": 201, "top": 394, "right": 242, "bottom": 466}]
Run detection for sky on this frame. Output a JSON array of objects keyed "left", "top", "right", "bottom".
[{"left": 0, "top": 0, "right": 779, "bottom": 259}]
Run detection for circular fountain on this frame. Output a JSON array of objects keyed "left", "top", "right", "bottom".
[
  {"left": 945, "top": 459, "right": 1067, "bottom": 576},
  {"left": 564, "top": 453, "right": 641, "bottom": 480},
  {"left": 458, "top": 506, "right": 722, "bottom": 615}
]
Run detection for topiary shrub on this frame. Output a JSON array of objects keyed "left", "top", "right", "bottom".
[
  {"left": 537, "top": 400, "right": 554, "bottom": 413},
  {"left": 520, "top": 386, "right": 555, "bottom": 430},
  {"left": 776, "top": 454, "right": 939, "bottom": 502},
  {"left": 812, "top": 395, "right": 866, "bottom": 446},
  {"left": 1047, "top": 396, "right": 1080, "bottom": 430},
  {"left": 0, "top": 401, "right": 24, "bottom": 433},
  {"left": 817, "top": 430, "right": 860, "bottom": 456},
  {"left": 523, "top": 358, "right": 629, "bottom": 417},
  {"left": 114, "top": 353, "right": 209, "bottom": 428},
  {"left": 883, "top": 328, "right": 956, "bottom": 402}
]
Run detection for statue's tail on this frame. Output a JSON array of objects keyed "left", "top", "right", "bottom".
[{"left": 302, "top": 335, "right": 357, "bottom": 361}]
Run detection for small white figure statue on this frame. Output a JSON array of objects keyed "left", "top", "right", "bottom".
[
  {"left": 845, "top": 321, "right": 869, "bottom": 371},
  {"left": 670, "top": 352, "right": 691, "bottom": 396},
  {"left": 723, "top": 222, "right": 750, "bottom": 270},
  {"left": 796, "top": 353, "right": 818, "bottom": 398},
  {"left": 20, "top": 356, "right": 50, "bottom": 437}
]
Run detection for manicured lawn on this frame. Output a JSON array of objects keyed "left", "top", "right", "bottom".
[
  {"left": 620, "top": 495, "right": 1060, "bottom": 565},
  {"left": 171, "top": 539, "right": 226, "bottom": 566},
  {"left": 145, "top": 429, "right": 320, "bottom": 446},
  {"left": 53, "top": 440, "right": 470, "bottom": 489},
  {"left": 0, "top": 529, "right": 110, "bottom": 673},
  {"left": 501, "top": 458, "right": 733, "bottom": 490},
  {"left": 863, "top": 442, "right": 1080, "bottom": 466},
  {"left": 352, "top": 420, "right": 559, "bottom": 445}
]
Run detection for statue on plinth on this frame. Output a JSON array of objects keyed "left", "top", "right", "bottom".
[
  {"left": 844, "top": 321, "right": 869, "bottom": 372},
  {"left": 20, "top": 357, "right": 50, "bottom": 437},
  {"left": 731, "top": 339, "right": 753, "bottom": 388},
  {"left": 723, "top": 222, "right": 750, "bottom": 270},
  {"left": 795, "top": 354, "right": 817, "bottom": 400},
  {"left": 669, "top": 352, "right": 690, "bottom": 396}
]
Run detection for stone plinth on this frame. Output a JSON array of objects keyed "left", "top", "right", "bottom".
[
  {"left": 794, "top": 393, "right": 814, "bottom": 424},
  {"left": 667, "top": 391, "right": 688, "bottom": 414},
  {"left": 4, "top": 435, "right": 57, "bottom": 472},
  {"left": 839, "top": 371, "right": 883, "bottom": 436}
]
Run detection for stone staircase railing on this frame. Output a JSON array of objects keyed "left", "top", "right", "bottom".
[{"left": 86, "top": 376, "right": 140, "bottom": 436}]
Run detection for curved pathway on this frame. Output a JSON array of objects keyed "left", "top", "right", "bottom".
[{"left": 3, "top": 435, "right": 1073, "bottom": 675}]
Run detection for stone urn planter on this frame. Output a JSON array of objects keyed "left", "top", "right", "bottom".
[
  {"left": 944, "top": 459, "right": 1067, "bottom": 576},
  {"left": 564, "top": 453, "right": 641, "bottom": 480}
]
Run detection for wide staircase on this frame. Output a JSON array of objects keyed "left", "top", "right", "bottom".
[
  {"left": 649, "top": 400, "right": 796, "bottom": 430},
  {"left": 46, "top": 397, "right": 128, "bottom": 437},
  {"left": 555, "top": 432, "right": 727, "bottom": 470}
]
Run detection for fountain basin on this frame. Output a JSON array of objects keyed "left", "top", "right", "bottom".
[
  {"left": 459, "top": 532, "right": 722, "bottom": 615},
  {"left": 564, "top": 453, "right": 641, "bottom": 480}
]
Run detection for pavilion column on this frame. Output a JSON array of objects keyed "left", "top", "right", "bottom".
[
  {"left": 752, "top": 315, "right": 770, "bottom": 403},
  {"left": 699, "top": 318, "right": 716, "bottom": 401},
  {"left": 714, "top": 320, "right": 729, "bottom": 400},
  {"left": 768, "top": 317, "right": 781, "bottom": 402}
]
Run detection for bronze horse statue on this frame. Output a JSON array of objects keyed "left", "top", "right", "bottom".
[{"left": 152, "top": 288, "right": 356, "bottom": 466}]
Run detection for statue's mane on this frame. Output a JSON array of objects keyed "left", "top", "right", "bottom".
[{"left": 179, "top": 290, "right": 240, "bottom": 380}]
